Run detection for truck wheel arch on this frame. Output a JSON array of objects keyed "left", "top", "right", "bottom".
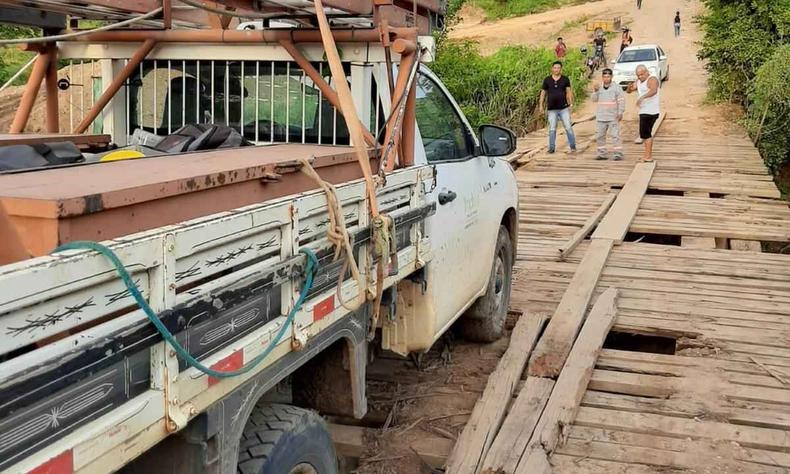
[{"left": 500, "top": 207, "right": 518, "bottom": 261}]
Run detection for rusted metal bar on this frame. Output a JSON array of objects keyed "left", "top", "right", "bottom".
[
  {"left": 9, "top": 48, "right": 50, "bottom": 134},
  {"left": 74, "top": 28, "right": 381, "bottom": 43},
  {"left": 279, "top": 40, "right": 376, "bottom": 147},
  {"left": 44, "top": 43, "right": 59, "bottom": 133},
  {"left": 381, "top": 49, "right": 416, "bottom": 171},
  {"left": 74, "top": 39, "right": 156, "bottom": 134},
  {"left": 162, "top": 0, "right": 172, "bottom": 28},
  {"left": 401, "top": 66, "right": 416, "bottom": 167}
]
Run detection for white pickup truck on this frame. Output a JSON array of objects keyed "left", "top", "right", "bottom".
[{"left": 0, "top": 38, "right": 519, "bottom": 474}]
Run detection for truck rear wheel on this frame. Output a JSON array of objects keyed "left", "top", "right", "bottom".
[
  {"left": 237, "top": 403, "right": 338, "bottom": 474},
  {"left": 461, "top": 226, "right": 513, "bottom": 343}
]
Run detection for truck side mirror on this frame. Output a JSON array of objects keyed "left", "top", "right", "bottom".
[{"left": 479, "top": 125, "right": 516, "bottom": 157}]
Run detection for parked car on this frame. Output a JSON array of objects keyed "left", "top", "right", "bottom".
[{"left": 611, "top": 44, "right": 669, "bottom": 89}]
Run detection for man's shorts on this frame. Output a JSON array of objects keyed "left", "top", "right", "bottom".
[{"left": 639, "top": 113, "right": 660, "bottom": 139}]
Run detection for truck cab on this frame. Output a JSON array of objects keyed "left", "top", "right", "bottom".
[{"left": 0, "top": 10, "right": 518, "bottom": 473}]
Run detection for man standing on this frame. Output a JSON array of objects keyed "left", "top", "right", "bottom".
[
  {"left": 592, "top": 68, "right": 625, "bottom": 160},
  {"left": 539, "top": 61, "right": 577, "bottom": 154},
  {"left": 555, "top": 37, "right": 567, "bottom": 58},
  {"left": 674, "top": 11, "right": 681, "bottom": 37},
  {"left": 626, "top": 64, "right": 661, "bottom": 162}
]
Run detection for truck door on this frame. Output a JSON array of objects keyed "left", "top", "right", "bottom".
[{"left": 413, "top": 70, "right": 496, "bottom": 336}]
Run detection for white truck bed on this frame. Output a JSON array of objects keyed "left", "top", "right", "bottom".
[{"left": 0, "top": 164, "right": 435, "bottom": 473}]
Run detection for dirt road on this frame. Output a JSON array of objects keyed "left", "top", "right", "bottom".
[{"left": 452, "top": 0, "right": 745, "bottom": 139}]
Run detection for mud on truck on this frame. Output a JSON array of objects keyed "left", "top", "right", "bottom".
[{"left": 0, "top": 1, "right": 519, "bottom": 472}]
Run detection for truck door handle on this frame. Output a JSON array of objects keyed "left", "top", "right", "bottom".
[{"left": 438, "top": 190, "right": 457, "bottom": 205}]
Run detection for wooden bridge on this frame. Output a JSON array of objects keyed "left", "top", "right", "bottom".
[{"left": 445, "top": 121, "right": 790, "bottom": 473}]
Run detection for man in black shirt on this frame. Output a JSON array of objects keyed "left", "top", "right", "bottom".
[{"left": 539, "top": 61, "right": 577, "bottom": 153}]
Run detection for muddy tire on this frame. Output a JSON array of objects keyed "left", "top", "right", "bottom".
[
  {"left": 461, "top": 226, "right": 513, "bottom": 343},
  {"left": 237, "top": 403, "right": 338, "bottom": 474}
]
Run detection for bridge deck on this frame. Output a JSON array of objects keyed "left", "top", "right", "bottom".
[{"left": 449, "top": 129, "right": 790, "bottom": 473}]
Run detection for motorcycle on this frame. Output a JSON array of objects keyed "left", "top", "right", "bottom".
[{"left": 580, "top": 45, "right": 597, "bottom": 79}]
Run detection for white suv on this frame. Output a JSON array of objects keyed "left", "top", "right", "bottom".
[{"left": 612, "top": 44, "right": 669, "bottom": 89}]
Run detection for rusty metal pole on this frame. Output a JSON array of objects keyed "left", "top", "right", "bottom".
[
  {"left": 394, "top": 36, "right": 417, "bottom": 168},
  {"left": 74, "top": 39, "right": 156, "bottom": 134},
  {"left": 44, "top": 43, "right": 59, "bottom": 133},
  {"left": 381, "top": 38, "right": 417, "bottom": 171},
  {"left": 9, "top": 49, "right": 50, "bottom": 134},
  {"left": 279, "top": 40, "right": 376, "bottom": 147}
]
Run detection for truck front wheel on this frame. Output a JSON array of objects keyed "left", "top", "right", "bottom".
[
  {"left": 237, "top": 403, "right": 338, "bottom": 474},
  {"left": 461, "top": 226, "right": 513, "bottom": 342}
]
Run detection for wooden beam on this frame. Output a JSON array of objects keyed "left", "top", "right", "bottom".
[
  {"left": 558, "top": 192, "right": 617, "bottom": 260},
  {"left": 527, "top": 238, "right": 613, "bottom": 378},
  {"left": 591, "top": 161, "right": 656, "bottom": 243},
  {"left": 446, "top": 314, "right": 547, "bottom": 474},
  {"left": 515, "top": 287, "right": 619, "bottom": 473},
  {"left": 480, "top": 377, "right": 554, "bottom": 474}
]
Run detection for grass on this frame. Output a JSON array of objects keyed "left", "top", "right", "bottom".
[
  {"left": 467, "top": 0, "right": 592, "bottom": 20},
  {"left": 1, "top": 25, "right": 39, "bottom": 88},
  {"left": 432, "top": 40, "right": 589, "bottom": 135}
]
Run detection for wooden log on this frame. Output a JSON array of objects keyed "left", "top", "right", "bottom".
[
  {"left": 528, "top": 239, "right": 614, "bottom": 378},
  {"left": 592, "top": 161, "right": 656, "bottom": 243},
  {"left": 516, "top": 287, "right": 619, "bottom": 473},
  {"left": 558, "top": 192, "right": 617, "bottom": 260},
  {"left": 445, "top": 314, "right": 547, "bottom": 474}
]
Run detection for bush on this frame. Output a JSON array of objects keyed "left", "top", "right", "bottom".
[
  {"left": 745, "top": 45, "right": 790, "bottom": 174},
  {"left": 432, "top": 40, "right": 588, "bottom": 135},
  {"left": 0, "top": 25, "right": 39, "bottom": 87},
  {"left": 697, "top": 0, "right": 790, "bottom": 175}
]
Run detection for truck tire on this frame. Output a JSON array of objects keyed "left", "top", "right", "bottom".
[
  {"left": 237, "top": 403, "right": 338, "bottom": 474},
  {"left": 461, "top": 226, "right": 513, "bottom": 343}
]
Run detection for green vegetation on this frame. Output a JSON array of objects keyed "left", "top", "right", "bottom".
[
  {"left": 462, "top": 0, "right": 589, "bottom": 21},
  {"left": 432, "top": 40, "right": 588, "bottom": 135},
  {"left": 697, "top": 0, "right": 790, "bottom": 177},
  {"left": 0, "top": 25, "right": 39, "bottom": 87}
]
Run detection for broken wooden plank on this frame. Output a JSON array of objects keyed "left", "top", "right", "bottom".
[
  {"left": 590, "top": 161, "right": 656, "bottom": 243},
  {"left": 558, "top": 192, "right": 617, "bottom": 260},
  {"left": 731, "top": 239, "right": 763, "bottom": 252},
  {"left": 516, "top": 287, "right": 619, "bottom": 473},
  {"left": 480, "top": 377, "right": 555, "bottom": 474},
  {"left": 445, "top": 314, "right": 547, "bottom": 474},
  {"left": 528, "top": 239, "right": 614, "bottom": 378}
]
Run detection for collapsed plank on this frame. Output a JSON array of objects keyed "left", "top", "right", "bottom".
[
  {"left": 558, "top": 192, "right": 617, "bottom": 260},
  {"left": 528, "top": 239, "right": 613, "bottom": 378},
  {"left": 445, "top": 314, "right": 547, "bottom": 474},
  {"left": 592, "top": 161, "right": 656, "bottom": 243},
  {"left": 515, "top": 287, "right": 619, "bottom": 473}
]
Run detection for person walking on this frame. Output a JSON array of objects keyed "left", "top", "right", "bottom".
[
  {"left": 592, "top": 68, "right": 626, "bottom": 160},
  {"left": 539, "top": 61, "right": 577, "bottom": 154},
  {"left": 626, "top": 64, "right": 661, "bottom": 162},
  {"left": 674, "top": 11, "right": 681, "bottom": 37},
  {"left": 620, "top": 28, "right": 634, "bottom": 53},
  {"left": 637, "top": 0, "right": 642, "bottom": 9},
  {"left": 555, "top": 37, "right": 567, "bottom": 58}
]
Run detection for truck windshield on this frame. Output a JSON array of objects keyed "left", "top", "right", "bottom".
[
  {"left": 618, "top": 48, "right": 657, "bottom": 63},
  {"left": 128, "top": 60, "right": 352, "bottom": 145}
]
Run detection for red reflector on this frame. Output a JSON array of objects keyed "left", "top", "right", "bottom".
[
  {"left": 313, "top": 296, "right": 335, "bottom": 322},
  {"left": 207, "top": 350, "right": 243, "bottom": 387},
  {"left": 29, "top": 450, "right": 73, "bottom": 474}
]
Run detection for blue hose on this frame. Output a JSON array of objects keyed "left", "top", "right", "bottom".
[{"left": 54, "top": 240, "right": 319, "bottom": 379}]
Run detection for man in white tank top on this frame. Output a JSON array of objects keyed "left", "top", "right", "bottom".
[{"left": 626, "top": 64, "right": 660, "bottom": 162}]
